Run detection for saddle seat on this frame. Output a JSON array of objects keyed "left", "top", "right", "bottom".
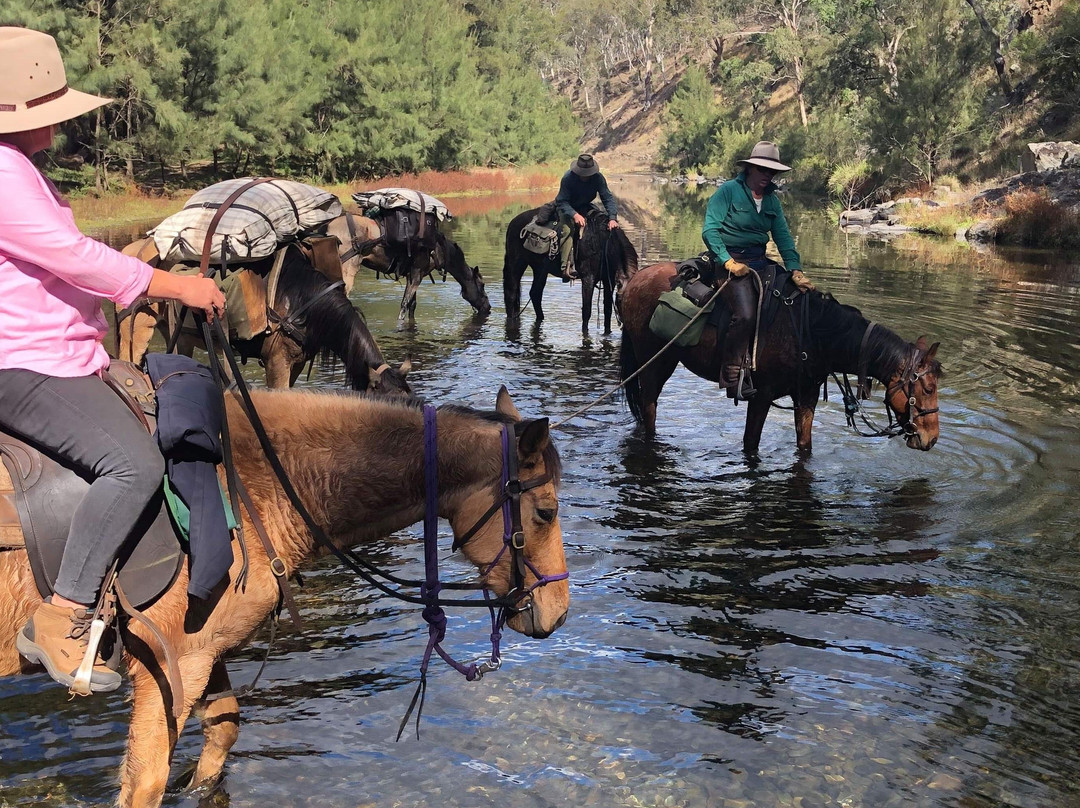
[
  {"left": 648, "top": 256, "right": 799, "bottom": 349},
  {"left": 0, "top": 361, "right": 184, "bottom": 609}
]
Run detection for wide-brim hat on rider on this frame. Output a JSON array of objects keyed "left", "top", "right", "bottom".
[
  {"left": 571, "top": 153, "right": 599, "bottom": 177},
  {"left": 0, "top": 27, "right": 111, "bottom": 135},
  {"left": 736, "top": 141, "right": 792, "bottom": 173}
]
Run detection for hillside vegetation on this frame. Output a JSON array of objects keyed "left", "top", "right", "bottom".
[
  {"left": 6, "top": 0, "right": 1079, "bottom": 201},
  {"left": 544, "top": 0, "right": 1079, "bottom": 198}
]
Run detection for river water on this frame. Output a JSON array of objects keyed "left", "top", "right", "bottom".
[{"left": 3, "top": 177, "right": 1080, "bottom": 808}]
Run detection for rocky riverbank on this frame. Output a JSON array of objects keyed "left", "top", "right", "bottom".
[{"left": 839, "top": 142, "right": 1080, "bottom": 247}]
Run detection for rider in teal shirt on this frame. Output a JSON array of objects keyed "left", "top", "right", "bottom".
[{"left": 701, "top": 141, "right": 813, "bottom": 400}]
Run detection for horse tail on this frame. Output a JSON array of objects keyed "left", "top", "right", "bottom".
[{"left": 619, "top": 327, "right": 646, "bottom": 425}]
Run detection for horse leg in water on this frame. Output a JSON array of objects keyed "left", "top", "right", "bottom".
[
  {"left": 119, "top": 656, "right": 213, "bottom": 807},
  {"left": 503, "top": 254, "right": 526, "bottom": 321},
  {"left": 529, "top": 265, "right": 551, "bottom": 322},
  {"left": 625, "top": 331, "right": 680, "bottom": 436},
  {"left": 188, "top": 661, "right": 239, "bottom": 791},
  {"left": 742, "top": 394, "right": 773, "bottom": 455},
  {"left": 793, "top": 392, "right": 820, "bottom": 455},
  {"left": 602, "top": 275, "right": 615, "bottom": 334},
  {"left": 398, "top": 256, "right": 426, "bottom": 329}
]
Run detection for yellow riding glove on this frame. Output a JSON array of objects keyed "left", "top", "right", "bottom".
[
  {"left": 724, "top": 258, "right": 752, "bottom": 277},
  {"left": 791, "top": 270, "right": 815, "bottom": 292}
]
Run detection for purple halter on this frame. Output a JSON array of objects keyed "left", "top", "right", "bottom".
[{"left": 398, "top": 405, "right": 568, "bottom": 739}]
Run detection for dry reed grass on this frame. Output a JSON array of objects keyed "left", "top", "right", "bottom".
[
  {"left": 70, "top": 167, "right": 562, "bottom": 231},
  {"left": 997, "top": 189, "right": 1080, "bottom": 248},
  {"left": 346, "top": 166, "right": 561, "bottom": 197}
]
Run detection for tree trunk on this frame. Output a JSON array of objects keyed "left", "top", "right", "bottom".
[
  {"left": 794, "top": 55, "right": 808, "bottom": 128},
  {"left": 962, "top": 0, "right": 1012, "bottom": 95}
]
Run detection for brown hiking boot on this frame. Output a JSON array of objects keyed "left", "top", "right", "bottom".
[{"left": 16, "top": 601, "right": 122, "bottom": 693}]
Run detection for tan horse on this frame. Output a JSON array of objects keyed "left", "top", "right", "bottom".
[
  {"left": 324, "top": 213, "right": 491, "bottom": 327},
  {"left": 0, "top": 387, "right": 568, "bottom": 808},
  {"left": 116, "top": 239, "right": 412, "bottom": 394}
]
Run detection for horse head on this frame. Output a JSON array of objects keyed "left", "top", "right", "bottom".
[
  {"left": 438, "top": 235, "right": 490, "bottom": 317},
  {"left": 368, "top": 360, "right": 413, "bottom": 396},
  {"left": 450, "top": 387, "right": 569, "bottom": 639},
  {"left": 884, "top": 337, "right": 941, "bottom": 451}
]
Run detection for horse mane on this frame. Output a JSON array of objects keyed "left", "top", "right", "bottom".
[
  {"left": 274, "top": 249, "right": 388, "bottom": 390},
  {"left": 240, "top": 391, "right": 561, "bottom": 487},
  {"left": 437, "top": 403, "right": 563, "bottom": 486},
  {"left": 808, "top": 292, "right": 937, "bottom": 379},
  {"left": 579, "top": 209, "right": 639, "bottom": 282}
]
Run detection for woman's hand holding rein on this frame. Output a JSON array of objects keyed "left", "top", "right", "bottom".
[{"left": 145, "top": 269, "right": 226, "bottom": 318}]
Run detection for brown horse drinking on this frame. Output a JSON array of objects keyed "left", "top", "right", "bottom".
[
  {"left": 325, "top": 213, "right": 491, "bottom": 327},
  {"left": 503, "top": 207, "right": 638, "bottom": 332},
  {"left": 117, "top": 240, "right": 412, "bottom": 394},
  {"left": 618, "top": 262, "right": 942, "bottom": 454},
  {"left": 0, "top": 386, "right": 569, "bottom": 808}
]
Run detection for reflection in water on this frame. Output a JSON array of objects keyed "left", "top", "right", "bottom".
[{"left": 3, "top": 178, "right": 1080, "bottom": 807}]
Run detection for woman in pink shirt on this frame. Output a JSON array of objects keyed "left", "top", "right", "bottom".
[{"left": 0, "top": 27, "right": 225, "bottom": 693}]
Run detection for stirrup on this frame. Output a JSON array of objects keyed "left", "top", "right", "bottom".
[{"left": 725, "top": 367, "right": 756, "bottom": 403}]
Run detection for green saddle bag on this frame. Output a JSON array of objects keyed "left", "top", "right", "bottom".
[{"left": 648, "top": 287, "right": 717, "bottom": 347}]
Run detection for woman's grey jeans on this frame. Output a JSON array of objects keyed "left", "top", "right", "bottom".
[{"left": 0, "top": 368, "right": 163, "bottom": 604}]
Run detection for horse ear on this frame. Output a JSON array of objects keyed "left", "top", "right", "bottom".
[
  {"left": 915, "top": 335, "right": 928, "bottom": 351},
  {"left": 399, "top": 359, "right": 412, "bottom": 375},
  {"left": 496, "top": 386, "right": 522, "bottom": 421},
  {"left": 368, "top": 365, "right": 383, "bottom": 389},
  {"left": 517, "top": 418, "right": 550, "bottom": 457},
  {"left": 924, "top": 342, "right": 939, "bottom": 362}
]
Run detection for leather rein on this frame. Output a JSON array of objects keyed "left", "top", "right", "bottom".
[{"left": 164, "top": 180, "right": 568, "bottom": 713}]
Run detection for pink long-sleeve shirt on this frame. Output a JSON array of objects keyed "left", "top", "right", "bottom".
[{"left": 0, "top": 142, "right": 154, "bottom": 377}]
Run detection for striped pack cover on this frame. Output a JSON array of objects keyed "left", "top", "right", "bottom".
[
  {"left": 152, "top": 178, "right": 344, "bottom": 265},
  {"left": 351, "top": 188, "right": 452, "bottom": 222}
]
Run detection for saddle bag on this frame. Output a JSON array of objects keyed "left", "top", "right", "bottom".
[
  {"left": 649, "top": 287, "right": 718, "bottom": 347},
  {"left": 521, "top": 220, "right": 558, "bottom": 257},
  {"left": 383, "top": 208, "right": 440, "bottom": 254}
]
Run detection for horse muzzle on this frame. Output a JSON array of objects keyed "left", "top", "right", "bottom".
[
  {"left": 904, "top": 428, "right": 937, "bottom": 451},
  {"left": 504, "top": 595, "right": 568, "bottom": 639}
]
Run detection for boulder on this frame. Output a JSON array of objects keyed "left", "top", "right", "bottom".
[
  {"left": 839, "top": 209, "right": 875, "bottom": 226},
  {"left": 967, "top": 220, "right": 999, "bottom": 243},
  {"left": 1020, "top": 142, "right": 1080, "bottom": 173}
]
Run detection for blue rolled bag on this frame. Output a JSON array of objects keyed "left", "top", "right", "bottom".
[{"left": 144, "top": 353, "right": 234, "bottom": 599}]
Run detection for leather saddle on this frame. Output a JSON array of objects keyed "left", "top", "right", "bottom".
[
  {"left": 0, "top": 361, "right": 183, "bottom": 608},
  {"left": 671, "top": 256, "right": 797, "bottom": 340}
]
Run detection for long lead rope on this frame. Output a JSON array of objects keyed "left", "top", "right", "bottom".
[{"left": 551, "top": 279, "right": 729, "bottom": 430}]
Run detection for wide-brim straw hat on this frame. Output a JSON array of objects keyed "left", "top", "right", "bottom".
[
  {"left": 736, "top": 141, "right": 792, "bottom": 172},
  {"left": 0, "top": 27, "right": 111, "bottom": 134},
  {"left": 571, "top": 153, "right": 599, "bottom": 177}
]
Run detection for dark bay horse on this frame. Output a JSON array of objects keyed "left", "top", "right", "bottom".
[
  {"left": 0, "top": 387, "right": 569, "bottom": 807},
  {"left": 618, "top": 262, "right": 942, "bottom": 455},
  {"left": 118, "top": 240, "right": 412, "bottom": 394},
  {"left": 503, "top": 207, "right": 639, "bottom": 332},
  {"left": 325, "top": 214, "right": 491, "bottom": 327}
]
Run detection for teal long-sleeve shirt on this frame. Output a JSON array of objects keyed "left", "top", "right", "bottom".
[{"left": 701, "top": 172, "right": 801, "bottom": 270}]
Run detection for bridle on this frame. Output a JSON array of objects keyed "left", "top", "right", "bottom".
[
  {"left": 883, "top": 349, "right": 939, "bottom": 437},
  {"left": 399, "top": 405, "right": 568, "bottom": 738},
  {"left": 834, "top": 323, "right": 939, "bottom": 439}
]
